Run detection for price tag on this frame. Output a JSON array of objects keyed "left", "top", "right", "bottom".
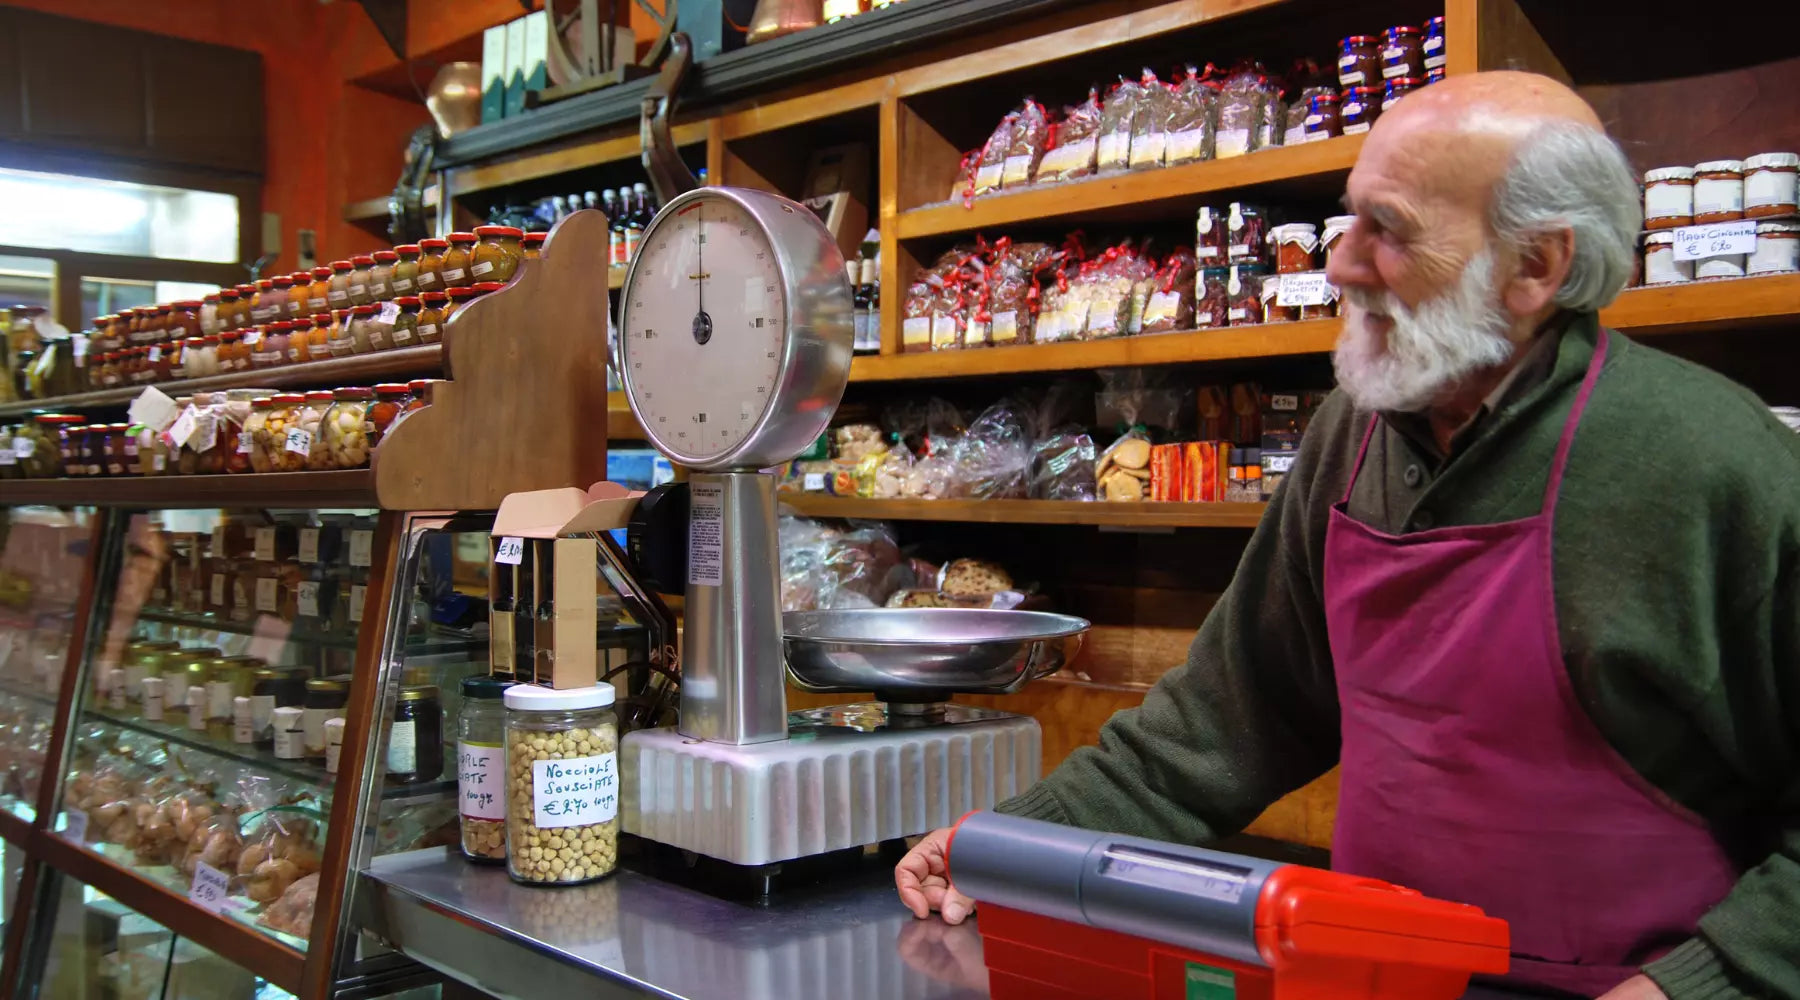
[
  {"left": 0, "top": 445, "right": 15, "bottom": 466},
  {"left": 147, "top": 344, "right": 162, "bottom": 363},
  {"left": 298, "top": 528, "right": 320, "bottom": 563},
  {"left": 1263, "top": 452, "right": 1298, "bottom": 474},
  {"left": 1276, "top": 272, "right": 1334, "bottom": 307},
  {"left": 62, "top": 809, "right": 88, "bottom": 842},
  {"left": 284, "top": 427, "right": 313, "bottom": 455},
  {"left": 1270, "top": 394, "right": 1300, "bottom": 412},
  {"left": 238, "top": 431, "right": 253, "bottom": 455},
  {"left": 254, "top": 527, "right": 276, "bottom": 561},
  {"left": 348, "top": 529, "right": 374, "bottom": 567},
  {"left": 1673, "top": 220, "right": 1757, "bottom": 261},
  {"left": 297, "top": 580, "right": 320, "bottom": 618},
  {"left": 191, "top": 412, "right": 217, "bottom": 453},
  {"left": 13, "top": 438, "right": 32, "bottom": 459},
  {"left": 531, "top": 753, "right": 619, "bottom": 827},
  {"left": 255, "top": 577, "right": 278, "bottom": 613},
  {"left": 165, "top": 406, "right": 200, "bottom": 447},
  {"left": 349, "top": 584, "right": 366, "bottom": 623},
  {"left": 189, "top": 860, "right": 232, "bottom": 914},
  {"left": 494, "top": 536, "right": 525, "bottom": 565},
  {"left": 802, "top": 472, "right": 825, "bottom": 491}
]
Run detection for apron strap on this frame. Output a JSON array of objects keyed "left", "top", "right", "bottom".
[
  {"left": 1541, "top": 328, "right": 1610, "bottom": 514},
  {"left": 1340, "top": 414, "right": 1380, "bottom": 506}
]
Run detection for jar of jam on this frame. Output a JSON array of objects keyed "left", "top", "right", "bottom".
[
  {"left": 390, "top": 296, "right": 422, "bottom": 349},
  {"left": 1226, "top": 262, "right": 1268, "bottom": 326},
  {"left": 307, "top": 266, "right": 334, "bottom": 314},
  {"left": 217, "top": 330, "right": 246, "bottom": 372},
  {"left": 255, "top": 321, "right": 288, "bottom": 368},
  {"left": 1194, "top": 267, "right": 1231, "bottom": 329},
  {"left": 369, "top": 249, "right": 399, "bottom": 301},
  {"left": 1744, "top": 153, "right": 1799, "bottom": 219},
  {"left": 1338, "top": 34, "right": 1381, "bottom": 88},
  {"left": 168, "top": 339, "right": 195, "bottom": 380},
  {"left": 442, "top": 232, "right": 478, "bottom": 287},
  {"left": 388, "top": 684, "right": 444, "bottom": 784},
  {"left": 523, "top": 232, "right": 547, "bottom": 259},
  {"left": 1299, "top": 278, "right": 1342, "bottom": 320},
  {"left": 1693, "top": 160, "right": 1745, "bottom": 224},
  {"left": 200, "top": 335, "right": 226, "bottom": 377},
  {"left": 1302, "top": 92, "right": 1341, "bottom": 142},
  {"left": 1748, "top": 220, "right": 1800, "bottom": 275},
  {"left": 1261, "top": 274, "right": 1298, "bottom": 324},
  {"left": 471, "top": 225, "right": 525, "bottom": 283},
  {"left": 1225, "top": 203, "right": 1268, "bottom": 263},
  {"left": 151, "top": 304, "right": 174, "bottom": 344},
  {"left": 307, "top": 313, "right": 334, "bottom": 360},
  {"left": 349, "top": 304, "right": 383, "bottom": 353},
  {"left": 327, "top": 260, "right": 356, "bottom": 309},
  {"left": 1422, "top": 16, "right": 1445, "bottom": 72},
  {"left": 1381, "top": 25, "right": 1423, "bottom": 81},
  {"left": 169, "top": 300, "right": 203, "bottom": 341},
  {"left": 1382, "top": 77, "right": 1423, "bottom": 112},
  {"left": 366, "top": 383, "right": 412, "bottom": 442},
  {"left": 285, "top": 274, "right": 310, "bottom": 319},
  {"left": 390, "top": 245, "right": 422, "bottom": 296},
  {"left": 218, "top": 389, "right": 257, "bottom": 474},
  {"left": 55, "top": 422, "right": 87, "bottom": 477},
  {"left": 417, "top": 238, "right": 449, "bottom": 293},
  {"left": 346, "top": 254, "right": 375, "bottom": 306},
  {"left": 417, "top": 291, "right": 448, "bottom": 343},
  {"left": 1644, "top": 167, "right": 1695, "bottom": 230},
  {"left": 1322, "top": 214, "right": 1357, "bottom": 267},
  {"left": 250, "top": 666, "right": 310, "bottom": 746},
  {"left": 303, "top": 677, "right": 350, "bottom": 758},
  {"left": 1341, "top": 86, "right": 1381, "bottom": 134},
  {"left": 1269, "top": 223, "right": 1320, "bottom": 273}
]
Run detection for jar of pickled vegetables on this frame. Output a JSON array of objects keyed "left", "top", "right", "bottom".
[
  {"left": 21, "top": 415, "right": 71, "bottom": 478},
  {"left": 390, "top": 296, "right": 422, "bottom": 349},
  {"left": 322, "top": 387, "right": 374, "bottom": 468},
  {"left": 257, "top": 393, "right": 310, "bottom": 473},
  {"left": 299, "top": 391, "right": 335, "bottom": 470},
  {"left": 243, "top": 397, "right": 276, "bottom": 473},
  {"left": 216, "top": 389, "right": 257, "bottom": 474},
  {"left": 417, "top": 292, "right": 447, "bottom": 344},
  {"left": 350, "top": 304, "right": 384, "bottom": 353}
]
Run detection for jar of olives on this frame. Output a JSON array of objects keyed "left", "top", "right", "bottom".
[
  {"left": 471, "top": 226, "right": 525, "bottom": 283},
  {"left": 391, "top": 245, "right": 421, "bottom": 296},
  {"left": 20, "top": 416, "right": 70, "bottom": 478},
  {"left": 257, "top": 393, "right": 310, "bottom": 473},
  {"left": 503, "top": 684, "right": 619, "bottom": 885},
  {"left": 322, "top": 387, "right": 374, "bottom": 468}
]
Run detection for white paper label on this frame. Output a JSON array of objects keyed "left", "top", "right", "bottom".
[
  {"left": 1215, "top": 128, "right": 1251, "bottom": 159},
  {"left": 1128, "top": 132, "right": 1167, "bottom": 168},
  {"left": 329, "top": 289, "right": 349, "bottom": 304},
  {"left": 1001, "top": 153, "right": 1035, "bottom": 187},
  {"left": 189, "top": 861, "right": 232, "bottom": 913},
  {"left": 275, "top": 725, "right": 305, "bottom": 759},
  {"left": 251, "top": 694, "right": 276, "bottom": 736},
  {"left": 297, "top": 581, "right": 320, "bottom": 618},
  {"left": 11, "top": 438, "right": 30, "bottom": 458},
  {"left": 416, "top": 323, "right": 438, "bottom": 340},
  {"left": 1264, "top": 452, "right": 1298, "bottom": 474},
  {"left": 901, "top": 316, "right": 931, "bottom": 347},
  {"left": 1143, "top": 291, "right": 1181, "bottom": 327},
  {"left": 1673, "top": 220, "right": 1757, "bottom": 261},
  {"left": 1166, "top": 128, "right": 1207, "bottom": 163},
  {"left": 1277, "top": 272, "right": 1335, "bottom": 307},
  {"left": 284, "top": 427, "right": 312, "bottom": 455},
  {"left": 453, "top": 741, "right": 506, "bottom": 821},
  {"left": 1645, "top": 179, "right": 1694, "bottom": 220},
  {"left": 166, "top": 406, "right": 199, "bottom": 447},
  {"left": 417, "top": 271, "right": 438, "bottom": 287},
  {"left": 349, "top": 530, "right": 374, "bottom": 567},
  {"left": 1745, "top": 169, "right": 1796, "bottom": 211},
  {"left": 0, "top": 445, "right": 14, "bottom": 466},
  {"left": 192, "top": 412, "right": 218, "bottom": 453},
  {"left": 973, "top": 162, "right": 1003, "bottom": 194},
  {"left": 688, "top": 482, "right": 724, "bottom": 587},
  {"left": 391, "top": 324, "right": 415, "bottom": 346},
  {"left": 349, "top": 284, "right": 367, "bottom": 298},
  {"left": 1097, "top": 131, "right": 1129, "bottom": 169},
  {"left": 298, "top": 528, "right": 321, "bottom": 563},
  {"left": 1343, "top": 121, "right": 1371, "bottom": 135},
  {"left": 255, "top": 576, "right": 278, "bottom": 613},
  {"left": 349, "top": 584, "right": 366, "bottom": 623},
  {"left": 991, "top": 311, "right": 1019, "bottom": 344},
  {"left": 531, "top": 752, "right": 618, "bottom": 827},
  {"left": 1340, "top": 69, "right": 1365, "bottom": 85},
  {"left": 1338, "top": 54, "right": 1358, "bottom": 69},
  {"left": 387, "top": 718, "right": 417, "bottom": 773},
  {"left": 494, "top": 536, "right": 525, "bottom": 565},
  {"left": 62, "top": 809, "right": 88, "bottom": 842},
  {"left": 472, "top": 260, "right": 495, "bottom": 276},
  {"left": 1694, "top": 176, "right": 1745, "bottom": 216},
  {"left": 802, "top": 472, "right": 825, "bottom": 491},
  {"left": 393, "top": 277, "right": 414, "bottom": 292},
  {"left": 1424, "top": 53, "right": 1446, "bottom": 69},
  {"left": 441, "top": 267, "right": 467, "bottom": 282},
  {"left": 254, "top": 527, "right": 276, "bottom": 561},
  {"left": 370, "top": 281, "right": 389, "bottom": 298}
]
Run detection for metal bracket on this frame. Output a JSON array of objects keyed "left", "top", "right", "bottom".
[{"left": 640, "top": 31, "right": 701, "bottom": 203}]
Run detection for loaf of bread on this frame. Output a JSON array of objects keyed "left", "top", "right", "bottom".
[{"left": 939, "top": 558, "right": 1014, "bottom": 597}]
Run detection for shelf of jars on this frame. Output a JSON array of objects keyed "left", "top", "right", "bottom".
[
  {"left": 781, "top": 495, "right": 1268, "bottom": 527},
  {"left": 0, "top": 470, "right": 380, "bottom": 508},
  {"left": 133, "top": 606, "right": 484, "bottom": 658}
]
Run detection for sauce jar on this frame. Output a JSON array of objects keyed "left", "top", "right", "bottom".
[
  {"left": 390, "top": 295, "right": 422, "bottom": 349},
  {"left": 1338, "top": 34, "right": 1381, "bottom": 88},
  {"left": 1381, "top": 25, "right": 1423, "bottom": 81},
  {"left": 306, "top": 313, "right": 334, "bottom": 362},
  {"left": 503, "top": 684, "right": 619, "bottom": 885},
  {"left": 1341, "top": 86, "right": 1381, "bottom": 134},
  {"left": 417, "top": 292, "right": 448, "bottom": 344},
  {"left": 1743, "top": 153, "right": 1799, "bottom": 219},
  {"left": 389, "top": 684, "right": 445, "bottom": 784},
  {"left": 169, "top": 300, "right": 203, "bottom": 341},
  {"left": 369, "top": 249, "right": 399, "bottom": 301},
  {"left": 243, "top": 397, "right": 277, "bottom": 472},
  {"left": 1748, "top": 220, "right": 1800, "bottom": 275},
  {"left": 458, "top": 674, "right": 514, "bottom": 863},
  {"left": 322, "top": 387, "right": 374, "bottom": 468},
  {"left": 415, "top": 238, "right": 448, "bottom": 293},
  {"left": 444, "top": 285, "right": 489, "bottom": 324},
  {"left": 195, "top": 335, "right": 223, "bottom": 378},
  {"left": 348, "top": 254, "right": 377, "bottom": 306},
  {"left": 442, "top": 232, "right": 478, "bottom": 287},
  {"left": 135, "top": 422, "right": 171, "bottom": 475},
  {"left": 1422, "top": 16, "right": 1446, "bottom": 72},
  {"left": 303, "top": 677, "right": 350, "bottom": 758},
  {"left": 150, "top": 340, "right": 177, "bottom": 382},
  {"left": 306, "top": 266, "right": 334, "bottom": 315},
  {"left": 1194, "top": 266, "right": 1231, "bottom": 329},
  {"left": 327, "top": 260, "right": 356, "bottom": 309},
  {"left": 1226, "top": 262, "right": 1268, "bottom": 325},
  {"left": 1382, "top": 76, "right": 1423, "bottom": 112},
  {"left": 1269, "top": 223, "right": 1319, "bottom": 273},
  {"left": 350, "top": 304, "right": 386, "bottom": 353},
  {"left": 1644, "top": 167, "right": 1696, "bottom": 230},
  {"left": 1302, "top": 92, "right": 1341, "bottom": 142},
  {"left": 523, "top": 232, "right": 547, "bottom": 259},
  {"left": 1693, "top": 160, "right": 1745, "bottom": 224},
  {"left": 1321, "top": 214, "right": 1357, "bottom": 268},
  {"left": 390, "top": 245, "right": 422, "bottom": 296},
  {"left": 286, "top": 273, "right": 312, "bottom": 319},
  {"left": 152, "top": 304, "right": 175, "bottom": 343},
  {"left": 471, "top": 225, "right": 525, "bottom": 283},
  {"left": 1299, "top": 278, "right": 1342, "bottom": 320},
  {"left": 1260, "top": 274, "right": 1297, "bottom": 324}
]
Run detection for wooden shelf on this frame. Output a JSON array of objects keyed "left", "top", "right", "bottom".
[
  {"left": 780, "top": 495, "right": 1267, "bottom": 528},
  {"left": 0, "top": 347, "right": 444, "bottom": 418},
  {"left": 445, "top": 122, "right": 709, "bottom": 202},
  {"left": 897, "top": 136, "right": 1363, "bottom": 239},
  {"left": 1600, "top": 273, "right": 1800, "bottom": 336},
  {"left": 849, "top": 320, "right": 1340, "bottom": 381},
  {"left": 0, "top": 470, "right": 378, "bottom": 509}
]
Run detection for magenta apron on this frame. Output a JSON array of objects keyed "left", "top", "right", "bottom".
[{"left": 1323, "top": 331, "right": 1739, "bottom": 997}]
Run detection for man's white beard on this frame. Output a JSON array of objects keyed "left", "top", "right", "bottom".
[{"left": 1332, "top": 246, "right": 1517, "bottom": 413}]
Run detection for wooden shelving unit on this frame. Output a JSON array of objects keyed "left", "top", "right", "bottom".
[
  {"left": 781, "top": 495, "right": 1267, "bottom": 528},
  {"left": 1599, "top": 272, "right": 1800, "bottom": 336},
  {"left": 0, "top": 470, "right": 378, "bottom": 508}
]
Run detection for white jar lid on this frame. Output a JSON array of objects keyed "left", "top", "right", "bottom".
[
  {"left": 1644, "top": 166, "right": 1695, "bottom": 183},
  {"left": 1745, "top": 152, "right": 1800, "bottom": 170},
  {"left": 1755, "top": 220, "right": 1800, "bottom": 233},
  {"left": 505, "top": 683, "right": 616, "bottom": 711},
  {"left": 272, "top": 706, "right": 302, "bottom": 721},
  {"left": 1269, "top": 222, "right": 1319, "bottom": 237},
  {"left": 1695, "top": 159, "right": 1745, "bottom": 173},
  {"left": 1644, "top": 231, "right": 1675, "bottom": 245}
]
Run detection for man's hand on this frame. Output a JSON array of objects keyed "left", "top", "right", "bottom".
[
  {"left": 1597, "top": 975, "right": 1668, "bottom": 1000},
  {"left": 895, "top": 827, "right": 976, "bottom": 924}
]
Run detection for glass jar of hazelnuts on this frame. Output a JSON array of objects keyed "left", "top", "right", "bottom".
[{"left": 502, "top": 684, "right": 619, "bottom": 886}]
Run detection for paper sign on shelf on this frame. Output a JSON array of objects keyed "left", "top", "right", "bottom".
[
  {"left": 164, "top": 406, "right": 200, "bottom": 448},
  {"left": 189, "top": 860, "right": 232, "bottom": 913},
  {"left": 1275, "top": 272, "right": 1334, "bottom": 307},
  {"left": 494, "top": 537, "right": 525, "bottom": 565},
  {"left": 128, "top": 386, "right": 181, "bottom": 433},
  {"left": 254, "top": 528, "right": 277, "bottom": 561},
  {"left": 348, "top": 530, "right": 374, "bottom": 567},
  {"left": 1673, "top": 220, "right": 1757, "bottom": 261}
]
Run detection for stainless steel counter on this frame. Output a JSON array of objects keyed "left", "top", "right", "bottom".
[{"left": 356, "top": 847, "right": 1552, "bottom": 1000}]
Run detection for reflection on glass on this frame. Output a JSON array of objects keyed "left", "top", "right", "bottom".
[
  {"left": 0, "top": 167, "right": 239, "bottom": 263},
  {"left": 0, "top": 506, "right": 93, "bottom": 823},
  {"left": 0, "top": 254, "right": 55, "bottom": 314}
]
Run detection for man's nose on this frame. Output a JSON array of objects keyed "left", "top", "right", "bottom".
[{"left": 1326, "top": 221, "right": 1378, "bottom": 291}]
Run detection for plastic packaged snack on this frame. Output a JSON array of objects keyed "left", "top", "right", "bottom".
[
  {"left": 1097, "top": 77, "right": 1144, "bottom": 173},
  {"left": 1002, "top": 100, "right": 1051, "bottom": 189},
  {"left": 1141, "top": 248, "right": 1198, "bottom": 333},
  {"left": 1215, "top": 64, "right": 1278, "bottom": 158},
  {"left": 258, "top": 872, "right": 319, "bottom": 939},
  {"left": 1165, "top": 66, "right": 1218, "bottom": 166},
  {"left": 1128, "top": 70, "right": 1174, "bottom": 170},
  {"left": 1096, "top": 428, "right": 1152, "bottom": 502},
  {"left": 1036, "top": 89, "right": 1103, "bottom": 184},
  {"left": 972, "top": 113, "right": 1017, "bottom": 197},
  {"left": 947, "top": 399, "right": 1032, "bottom": 499}
]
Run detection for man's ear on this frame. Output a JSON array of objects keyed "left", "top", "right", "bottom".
[{"left": 1501, "top": 227, "right": 1574, "bottom": 319}]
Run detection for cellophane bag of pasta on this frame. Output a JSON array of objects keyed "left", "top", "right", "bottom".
[
  {"left": 972, "top": 112, "right": 1017, "bottom": 198},
  {"left": 987, "top": 240, "right": 1055, "bottom": 347},
  {"left": 901, "top": 270, "right": 937, "bottom": 353},
  {"left": 930, "top": 265, "right": 969, "bottom": 351},
  {"left": 1036, "top": 89, "right": 1102, "bottom": 184},
  {"left": 1128, "top": 70, "right": 1175, "bottom": 170},
  {"left": 1215, "top": 64, "right": 1278, "bottom": 158},
  {"left": 1141, "top": 248, "right": 1198, "bottom": 333},
  {"left": 1165, "top": 66, "right": 1218, "bottom": 165},
  {"left": 1082, "top": 243, "right": 1145, "bottom": 340},
  {"left": 1002, "top": 100, "right": 1050, "bottom": 189},
  {"left": 1096, "top": 76, "right": 1143, "bottom": 173}
]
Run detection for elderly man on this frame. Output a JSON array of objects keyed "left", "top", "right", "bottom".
[{"left": 897, "top": 71, "right": 1800, "bottom": 1000}]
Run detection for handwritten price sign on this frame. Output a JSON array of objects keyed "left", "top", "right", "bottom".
[
  {"left": 494, "top": 536, "right": 525, "bottom": 565},
  {"left": 458, "top": 742, "right": 504, "bottom": 820},
  {"left": 1672, "top": 220, "right": 1757, "bottom": 262},
  {"left": 189, "top": 860, "right": 233, "bottom": 914},
  {"left": 532, "top": 753, "right": 618, "bottom": 828}
]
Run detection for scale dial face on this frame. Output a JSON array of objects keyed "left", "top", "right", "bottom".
[{"left": 619, "top": 187, "right": 852, "bottom": 471}]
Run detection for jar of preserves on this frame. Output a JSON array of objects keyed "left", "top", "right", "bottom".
[
  {"left": 217, "top": 389, "right": 257, "bottom": 474},
  {"left": 169, "top": 300, "right": 203, "bottom": 341},
  {"left": 1382, "top": 76, "right": 1423, "bottom": 112},
  {"left": 1299, "top": 278, "right": 1342, "bottom": 320},
  {"left": 130, "top": 346, "right": 154, "bottom": 384},
  {"left": 169, "top": 338, "right": 196, "bottom": 379},
  {"left": 325, "top": 310, "right": 355, "bottom": 357},
  {"left": 303, "top": 677, "right": 350, "bottom": 758},
  {"left": 242, "top": 397, "right": 275, "bottom": 472},
  {"left": 1322, "top": 214, "right": 1357, "bottom": 267},
  {"left": 1261, "top": 274, "right": 1297, "bottom": 324},
  {"left": 307, "top": 313, "right": 334, "bottom": 362},
  {"left": 298, "top": 391, "right": 335, "bottom": 469},
  {"left": 1744, "top": 153, "right": 1800, "bottom": 219},
  {"left": 1693, "top": 160, "right": 1745, "bottom": 224},
  {"left": 367, "top": 383, "right": 412, "bottom": 444},
  {"left": 217, "top": 330, "right": 246, "bottom": 373},
  {"left": 1381, "top": 25, "right": 1423, "bottom": 81},
  {"left": 101, "top": 423, "right": 131, "bottom": 476},
  {"left": 1644, "top": 167, "right": 1695, "bottom": 230},
  {"left": 471, "top": 226, "right": 525, "bottom": 283},
  {"left": 151, "top": 304, "right": 174, "bottom": 344},
  {"left": 1341, "top": 86, "right": 1380, "bottom": 134},
  {"left": 1338, "top": 34, "right": 1381, "bottom": 87},
  {"left": 1748, "top": 220, "right": 1800, "bottom": 275},
  {"left": 415, "top": 238, "right": 448, "bottom": 293},
  {"left": 188, "top": 394, "right": 229, "bottom": 475},
  {"left": 390, "top": 296, "right": 422, "bottom": 349},
  {"left": 348, "top": 255, "right": 376, "bottom": 306},
  {"left": 285, "top": 274, "right": 310, "bottom": 319},
  {"left": 255, "top": 321, "right": 288, "bottom": 369},
  {"left": 1642, "top": 233, "right": 1689, "bottom": 285},
  {"left": 1226, "top": 262, "right": 1268, "bottom": 326},
  {"left": 369, "top": 249, "right": 399, "bottom": 301},
  {"left": 350, "top": 304, "right": 386, "bottom": 353},
  {"left": 1194, "top": 267, "right": 1230, "bottom": 329},
  {"left": 417, "top": 292, "right": 448, "bottom": 344},
  {"left": 1269, "top": 223, "right": 1319, "bottom": 273},
  {"left": 458, "top": 674, "right": 514, "bottom": 862},
  {"left": 389, "top": 685, "right": 445, "bottom": 785},
  {"left": 405, "top": 379, "right": 436, "bottom": 413},
  {"left": 390, "top": 245, "right": 422, "bottom": 296},
  {"left": 442, "top": 232, "right": 478, "bottom": 287},
  {"left": 197, "top": 296, "right": 219, "bottom": 337},
  {"left": 322, "top": 387, "right": 374, "bottom": 468},
  {"left": 1695, "top": 246, "right": 1746, "bottom": 280},
  {"left": 1422, "top": 16, "right": 1445, "bottom": 72},
  {"left": 444, "top": 285, "right": 480, "bottom": 323},
  {"left": 523, "top": 232, "right": 547, "bottom": 259},
  {"left": 306, "top": 266, "right": 333, "bottom": 315},
  {"left": 1302, "top": 92, "right": 1341, "bottom": 142},
  {"left": 233, "top": 285, "right": 257, "bottom": 328},
  {"left": 258, "top": 393, "right": 310, "bottom": 472},
  {"left": 503, "top": 684, "right": 619, "bottom": 885},
  {"left": 327, "top": 260, "right": 355, "bottom": 309}
]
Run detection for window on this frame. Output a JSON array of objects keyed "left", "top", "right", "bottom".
[{"left": 0, "top": 167, "right": 240, "bottom": 263}]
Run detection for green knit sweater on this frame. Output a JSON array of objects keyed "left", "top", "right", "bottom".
[{"left": 997, "top": 314, "right": 1800, "bottom": 1000}]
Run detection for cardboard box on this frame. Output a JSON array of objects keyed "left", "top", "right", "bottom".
[
  {"left": 522, "top": 10, "right": 549, "bottom": 104},
  {"left": 504, "top": 16, "right": 528, "bottom": 118},
  {"left": 481, "top": 24, "right": 507, "bottom": 124}
]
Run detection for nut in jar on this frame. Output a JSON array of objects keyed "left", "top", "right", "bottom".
[{"left": 503, "top": 684, "right": 618, "bottom": 886}]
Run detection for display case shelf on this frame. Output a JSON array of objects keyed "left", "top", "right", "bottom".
[
  {"left": 781, "top": 495, "right": 1267, "bottom": 528},
  {"left": 0, "top": 676, "right": 60, "bottom": 707},
  {"left": 0, "top": 470, "right": 380, "bottom": 508},
  {"left": 134, "top": 607, "right": 484, "bottom": 658}
]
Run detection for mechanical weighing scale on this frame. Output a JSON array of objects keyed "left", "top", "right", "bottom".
[{"left": 614, "top": 186, "right": 1089, "bottom": 869}]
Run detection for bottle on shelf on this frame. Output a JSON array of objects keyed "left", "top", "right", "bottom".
[
  {"left": 609, "top": 189, "right": 629, "bottom": 267},
  {"left": 584, "top": 190, "right": 600, "bottom": 212},
  {"left": 623, "top": 184, "right": 651, "bottom": 262},
  {"left": 846, "top": 259, "right": 866, "bottom": 351},
  {"left": 549, "top": 195, "right": 568, "bottom": 222},
  {"left": 855, "top": 229, "right": 881, "bottom": 353}
]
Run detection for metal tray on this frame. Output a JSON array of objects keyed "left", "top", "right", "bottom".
[{"left": 783, "top": 608, "right": 1088, "bottom": 701}]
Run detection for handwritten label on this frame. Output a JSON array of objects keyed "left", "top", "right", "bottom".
[
  {"left": 349, "top": 530, "right": 374, "bottom": 567},
  {"left": 191, "top": 412, "right": 217, "bottom": 453},
  {"left": 298, "top": 528, "right": 320, "bottom": 563},
  {"left": 13, "top": 438, "right": 32, "bottom": 459},
  {"left": 238, "top": 431, "right": 253, "bottom": 455},
  {"left": 1673, "top": 220, "right": 1757, "bottom": 261},
  {"left": 531, "top": 752, "right": 618, "bottom": 827},
  {"left": 189, "top": 861, "right": 232, "bottom": 913},
  {"left": 285, "top": 427, "right": 313, "bottom": 455},
  {"left": 255, "top": 577, "right": 278, "bottom": 613},
  {"left": 166, "top": 406, "right": 200, "bottom": 447},
  {"left": 296, "top": 581, "right": 320, "bottom": 618},
  {"left": 62, "top": 809, "right": 88, "bottom": 843},
  {"left": 349, "top": 584, "right": 366, "bottom": 623},
  {"left": 688, "top": 482, "right": 724, "bottom": 587},
  {"left": 458, "top": 742, "right": 505, "bottom": 819},
  {"left": 1276, "top": 272, "right": 1334, "bottom": 307},
  {"left": 494, "top": 536, "right": 525, "bottom": 565},
  {"left": 254, "top": 527, "right": 276, "bottom": 561}
]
